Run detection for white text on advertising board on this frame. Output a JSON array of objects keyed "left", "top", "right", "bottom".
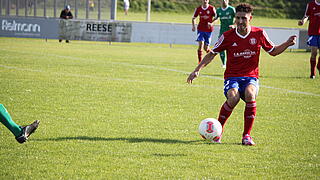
[{"left": 1, "top": 20, "right": 40, "bottom": 33}]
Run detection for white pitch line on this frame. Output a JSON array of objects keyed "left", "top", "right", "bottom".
[
  {"left": 0, "top": 48, "right": 319, "bottom": 97},
  {"left": 0, "top": 64, "right": 222, "bottom": 90}
]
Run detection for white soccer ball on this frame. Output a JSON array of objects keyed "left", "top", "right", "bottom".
[{"left": 199, "top": 118, "right": 222, "bottom": 142}]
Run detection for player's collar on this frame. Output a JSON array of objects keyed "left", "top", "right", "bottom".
[
  {"left": 221, "top": 5, "right": 229, "bottom": 11},
  {"left": 235, "top": 26, "right": 251, "bottom": 39},
  {"left": 201, "top": 5, "right": 209, "bottom": 10}
]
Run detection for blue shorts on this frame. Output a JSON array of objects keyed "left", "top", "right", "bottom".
[
  {"left": 307, "top": 35, "right": 320, "bottom": 48},
  {"left": 223, "top": 77, "right": 259, "bottom": 100},
  {"left": 196, "top": 31, "right": 212, "bottom": 45}
]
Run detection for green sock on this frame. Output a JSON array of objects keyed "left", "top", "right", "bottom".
[
  {"left": 220, "top": 51, "right": 226, "bottom": 65},
  {"left": 0, "top": 104, "right": 22, "bottom": 137}
]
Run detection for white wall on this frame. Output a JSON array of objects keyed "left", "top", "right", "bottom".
[
  {"left": 0, "top": 17, "right": 307, "bottom": 49},
  {"left": 130, "top": 21, "right": 302, "bottom": 49}
]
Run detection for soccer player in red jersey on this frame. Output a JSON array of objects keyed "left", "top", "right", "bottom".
[
  {"left": 192, "top": 0, "right": 216, "bottom": 64},
  {"left": 298, "top": 0, "right": 320, "bottom": 79},
  {"left": 187, "top": 3, "right": 296, "bottom": 146}
]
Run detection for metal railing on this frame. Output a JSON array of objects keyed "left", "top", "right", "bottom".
[{"left": 0, "top": 0, "right": 115, "bottom": 20}]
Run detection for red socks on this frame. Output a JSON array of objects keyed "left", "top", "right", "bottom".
[
  {"left": 218, "top": 101, "right": 257, "bottom": 137},
  {"left": 310, "top": 58, "right": 317, "bottom": 77},
  {"left": 197, "top": 50, "right": 203, "bottom": 64},
  {"left": 243, "top": 101, "right": 257, "bottom": 136},
  {"left": 218, "top": 102, "right": 234, "bottom": 129}
]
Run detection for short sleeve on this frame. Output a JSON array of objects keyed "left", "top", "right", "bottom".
[
  {"left": 232, "top": 7, "right": 236, "bottom": 16},
  {"left": 216, "top": 9, "right": 220, "bottom": 18},
  {"left": 193, "top": 8, "right": 199, "bottom": 18},
  {"left": 261, "top": 30, "right": 275, "bottom": 53},
  {"left": 305, "top": 3, "right": 311, "bottom": 17},
  {"left": 212, "top": 7, "right": 216, "bottom": 17},
  {"left": 212, "top": 34, "right": 228, "bottom": 53}
]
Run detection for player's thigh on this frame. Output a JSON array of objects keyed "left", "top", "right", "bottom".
[
  {"left": 204, "top": 32, "right": 212, "bottom": 46},
  {"left": 196, "top": 31, "right": 205, "bottom": 42},
  {"left": 224, "top": 79, "right": 241, "bottom": 107},
  {"left": 244, "top": 84, "right": 258, "bottom": 102}
]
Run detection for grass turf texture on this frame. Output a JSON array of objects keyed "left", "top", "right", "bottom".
[{"left": 0, "top": 37, "right": 319, "bottom": 179}]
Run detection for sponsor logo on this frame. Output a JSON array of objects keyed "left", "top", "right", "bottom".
[
  {"left": 86, "top": 23, "right": 112, "bottom": 33},
  {"left": 1, "top": 20, "right": 40, "bottom": 33},
  {"left": 85, "top": 23, "right": 129, "bottom": 35},
  {"left": 232, "top": 42, "right": 238, "bottom": 46},
  {"left": 220, "top": 16, "right": 231, "bottom": 20},
  {"left": 234, "top": 49, "right": 256, "bottom": 59},
  {"left": 202, "top": 15, "right": 210, "bottom": 19}
]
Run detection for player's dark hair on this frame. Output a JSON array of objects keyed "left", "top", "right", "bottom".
[{"left": 236, "top": 3, "right": 253, "bottom": 13}]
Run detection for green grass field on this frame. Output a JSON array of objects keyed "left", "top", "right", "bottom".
[{"left": 0, "top": 37, "right": 319, "bottom": 179}]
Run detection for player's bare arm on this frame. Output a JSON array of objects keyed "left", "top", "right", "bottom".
[
  {"left": 208, "top": 8, "right": 217, "bottom": 27},
  {"left": 298, "top": 16, "right": 308, "bottom": 26},
  {"left": 192, "top": 17, "right": 196, "bottom": 32},
  {"left": 269, "top": 35, "right": 297, "bottom": 56},
  {"left": 187, "top": 52, "right": 217, "bottom": 84}
]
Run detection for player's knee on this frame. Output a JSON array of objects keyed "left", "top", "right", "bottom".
[
  {"left": 311, "top": 48, "right": 318, "bottom": 58},
  {"left": 244, "top": 91, "right": 256, "bottom": 102},
  {"left": 245, "top": 94, "right": 256, "bottom": 102},
  {"left": 227, "top": 97, "right": 240, "bottom": 108},
  {"left": 227, "top": 92, "right": 240, "bottom": 107},
  {"left": 245, "top": 86, "right": 257, "bottom": 102}
]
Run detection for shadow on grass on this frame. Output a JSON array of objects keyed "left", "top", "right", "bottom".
[
  {"left": 33, "top": 136, "right": 244, "bottom": 146},
  {"left": 33, "top": 136, "right": 202, "bottom": 144}
]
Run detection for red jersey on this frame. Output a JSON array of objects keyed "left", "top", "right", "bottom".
[
  {"left": 212, "top": 26, "right": 275, "bottom": 79},
  {"left": 193, "top": 5, "right": 216, "bottom": 32},
  {"left": 304, "top": 0, "right": 320, "bottom": 35}
]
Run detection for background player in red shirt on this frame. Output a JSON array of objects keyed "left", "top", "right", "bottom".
[
  {"left": 298, "top": 0, "right": 320, "bottom": 79},
  {"left": 187, "top": 3, "right": 296, "bottom": 146},
  {"left": 192, "top": 0, "right": 216, "bottom": 64}
]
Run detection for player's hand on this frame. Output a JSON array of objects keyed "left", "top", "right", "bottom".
[
  {"left": 192, "top": 26, "right": 196, "bottom": 32},
  {"left": 287, "top": 35, "right": 297, "bottom": 46},
  {"left": 208, "top": 22, "right": 214, "bottom": 28},
  {"left": 298, "top": 20, "right": 304, "bottom": 26},
  {"left": 187, "top": 71, "right": 199, "bottom": 84}
]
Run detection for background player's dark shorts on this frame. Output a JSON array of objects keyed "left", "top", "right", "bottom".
[
  {"left": 307, "top": 35, "right": 320, "bottom": 48},
  {"left": 196, "top": 31, "right": 212, "bottom": 45}
]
